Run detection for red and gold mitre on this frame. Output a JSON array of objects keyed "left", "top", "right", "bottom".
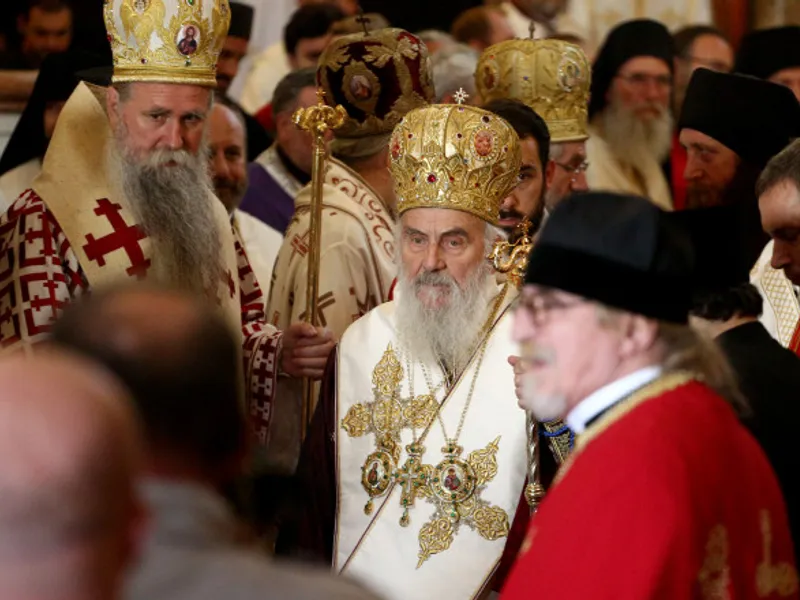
[
  {"left": 317, "top": 28, "right": 435, "bottom": 139},
  {"left": 476, "top": 38, "right": 591, "bottom": 143},
  {"left": 104, "top": 0, "right": 230, "bottom": 87},
  {"left": 390, "top": 102, "right": 521, "bottom": 224}
]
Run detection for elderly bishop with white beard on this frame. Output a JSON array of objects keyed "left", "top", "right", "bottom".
[
  {"left": 280, "top": 101, "right": 533, "bottom": 599},
  {"left": 0, "top": 0, "right": 335, "bottom": 457},
  {"left": 585, "top": 19, "right": 675, "bottom": 211}
]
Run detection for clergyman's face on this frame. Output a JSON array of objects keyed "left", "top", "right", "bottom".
[
  {"left": 21, "top": 6, "right": 72, "bottom": 67},
  {"left": 216, "top": 35, "right": 249, "bottom": 94},
  {"left": 545, "top": 141, "right": 588, "bottom": 210},
  {"left": 680, "top": 128, "right": 739, "bottom": 209},
  {"left": 289, "top": 34, "right": 333, "bottom": 69},
  {"left": 400, "top": 208, "right": 488, "bottom": 309},
  {"left": 760, "top": 180, "right": 800, "bottom": 286},
  {"left": 609, "top": 56, "right": 672, "bottom": 122},
  {"left": 107, "top": 82, "right": 211, "bottom": 163},
  {"left": 498, "top": 136, "right": 545, "bottom": 234},
  {"left": 207, "top": 103, "right": 248, "bottom": 213}
]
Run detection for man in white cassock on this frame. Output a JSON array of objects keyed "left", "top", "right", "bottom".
[{"left": 280, "top": 100, "right": 535, "bottom": 599}]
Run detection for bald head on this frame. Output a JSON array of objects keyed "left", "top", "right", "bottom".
[
  {"left": 0, "top": 351, "right": 142, "bottom": 599},
  {"left": 51, "top": 285, "right": 245, "bottom": 481}
]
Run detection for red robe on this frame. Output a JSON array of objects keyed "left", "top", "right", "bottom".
[
  {"left": 0, "top": 190, "right": 281, "bottom": 444},
  {"left": 790, "top": 320, "right": 800, "bottom": 357},
  {"left": 501, "top": 377, "right": 798, "bottom": 600}
]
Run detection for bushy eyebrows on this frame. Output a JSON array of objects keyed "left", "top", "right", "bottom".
[{"left": 403, "top": 226, "right": 469, "bottom": 238}]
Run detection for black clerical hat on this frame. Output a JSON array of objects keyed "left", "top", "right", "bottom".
[
  {"left": 735, "top": 26, "right": 800, "bottom": 80},
  {"left": 229, "top": 2, "right": 254, "bottom": 40},
  {"left": 588, "top": 19, "right": 675, "bottom": 119},
  {"left": 524, "top": 192, "right": 694, "bottom": 323},
  {"left": 678, "top": 68, "right": 800, "bottom": 168}
]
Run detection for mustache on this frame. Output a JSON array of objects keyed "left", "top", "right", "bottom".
[
  {"left": 136, "top": 148, "right": 198, "bottom": 169},
  {"left": 499, "top": 207, "right": 525, "bottom": 220},
  {"left": 413, "top": 270, "right": 457, "bottom": 288},
  {"left": 520, "top": 345, "right": 555, "bottom": 366}
]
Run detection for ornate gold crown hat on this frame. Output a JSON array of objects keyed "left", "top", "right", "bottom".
[
  {"left": 317, "top": 27, "right": 434, "bottom": 139},
  {"left": 390, "top": 94, "right": 521, "bottom": 224},
  {"left": 476, "top": 38, "right": 591, "bottom": 143},
  {"left": 104, "top": 0, "right": 230, "bottom": 87}
]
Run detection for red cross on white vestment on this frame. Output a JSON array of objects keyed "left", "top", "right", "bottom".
[
  {"left": 82, "top": 199, "right": 150, "bottom": 278},
  {"left": 290, "top": 230, "right": 310, "bottom": 261}
]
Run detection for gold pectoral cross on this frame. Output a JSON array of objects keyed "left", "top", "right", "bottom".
[
  {"left": 416, "top": 437, "right": 510, "bottom": 568},
  {"left": 395, "top": 442, "right": 432, "bottom": 527},
  {"left": 342, "top": 344, "right": 440, "bottom": 512}
]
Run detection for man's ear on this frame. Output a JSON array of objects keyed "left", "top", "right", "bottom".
[
  {"left": 545, "top": 159, "right": 557, "bottom": 188},
  {"left": 107, "top": 86, "right": 120, "bottom": 130}
]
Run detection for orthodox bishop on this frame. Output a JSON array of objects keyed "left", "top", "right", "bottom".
[
  {"left": 0, "top": 0, "right": 334, "bottom": 466},
  {"left": 283, "top": 100, "right": 534, "bottom": 599}
]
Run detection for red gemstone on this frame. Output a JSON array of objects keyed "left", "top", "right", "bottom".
[{"left": 427, "top": 173, "right": 437, "bottom": 183}]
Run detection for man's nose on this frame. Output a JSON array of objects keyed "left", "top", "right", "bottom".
[
  {"left": 161, "top": 120, "right": 184, "bottom": 150},
  {"left": 211, "top": 152, "right": 230, "bottom": 181}
]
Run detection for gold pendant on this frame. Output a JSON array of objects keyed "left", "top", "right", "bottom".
[
  {"left": 394, "top": 442, "right": 432, "bottom": 526},
  {"left": 342, "top": 344, "right": 439, "bottom": 508},
  {"left": 416, "top": 437, "right": 509, "bottom": 568},
  {"left": 360, "top": 438, "right": 398, "bottom": 515}
]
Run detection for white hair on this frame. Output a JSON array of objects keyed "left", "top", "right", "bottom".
[
  {"left": 417, "top": 29, "right": 457, "bottom": 51},
  {"left": 431, "top": 44, "right": 480, "bottom": 102},
  {"left": 393, "top": 217, "right": 503, "bottom": 372},
  {"left": 548, "top": 142, "right": 565, "bottom": 162}
]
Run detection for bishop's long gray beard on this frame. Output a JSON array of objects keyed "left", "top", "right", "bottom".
[
  {"left": 394, "top": 265, "right": 497, "bottom": 376},
  {"left": 107, "top": 131, "right": 224, "bottom": 297},
  {"left": 600, "top": 98, "right": 673, "bottom": 170}
]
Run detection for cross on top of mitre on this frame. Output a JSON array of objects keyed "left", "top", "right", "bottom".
[
  {"left": 356, "top": 8, "right": 370, "bottom": 34},
  {"left": 453, "top": 88, "right": 470, "bottom": 105}
]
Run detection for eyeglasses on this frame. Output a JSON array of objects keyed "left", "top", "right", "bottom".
[
  {"left": 553, "top": 159, "right": 589, "bottom": 184},
  {"left": 516, "top": 293, "right": 585, "bottom": 326},
  {"left": 616, "top": 73, "right": 672, "bottom": 90}
]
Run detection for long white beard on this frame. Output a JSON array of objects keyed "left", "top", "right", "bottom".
[
  {"left": 107, "top": 127, "right": 224, "bottom": 296},
  {"left": 394, "top": 263, "right": 496, "bottom": 375},
  {"left": 600, "top": 101, "right": 673, "bottom": 172}
]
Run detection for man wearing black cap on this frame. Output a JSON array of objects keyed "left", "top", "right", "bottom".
[
  {"left": 735, "top": 26, "right": 800, "bottom": 101},
  {"left": 675, "top": 205, "right": 800, "bottom": 552},
  {"left": 679, "top": 68, "right": 800, "bottom": 213},
  {"left": 677, "top": 68, "right": 800, "bottom": 350},
  {"left": 500, "top": 191, "right": 797, "bottom": 598},
  {"left": 218, "top": 2, "right": 271, "bottom": 162},
  {"left": 585, "top": 19, "right": 674, "bottom": 211}
]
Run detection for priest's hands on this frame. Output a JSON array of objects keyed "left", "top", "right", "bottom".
[
  {"left": 282, "top": 322, "right": 335, "bottom": 380},
  {"left": 508, "top": 355, "right": 526, "bottom": 402}
]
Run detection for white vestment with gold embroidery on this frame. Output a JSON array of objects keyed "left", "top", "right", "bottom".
[
  {"left": 264, "top": 158, "right": 397, "bottom": 473},
  {"left": 751, "top": 240, "right": 800, "bottom": 347},
  {"left": 335, "top": 287, "right": 527, "bottom": 600}
]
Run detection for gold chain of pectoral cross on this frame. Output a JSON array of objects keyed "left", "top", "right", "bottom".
[{"left": 342, "top": 284, "right": 512, "bottom": 565}]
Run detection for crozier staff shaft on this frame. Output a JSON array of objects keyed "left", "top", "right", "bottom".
[
  {"left": 489, "top": 219, "right": 544, "bottom": 514},
  {"left": 293, "top": 90, "right": 347, "bottom": 435}
]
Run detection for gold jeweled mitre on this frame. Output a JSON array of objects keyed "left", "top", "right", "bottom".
[
  {"left": 476, "top": 38, "right": 591, "bottom": 143},
  {"left": 390, "top": 103, "right": 521, "bottom": 224},
  {"left": 104, "top": 0, "right": 230, "bottom": 87}
]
